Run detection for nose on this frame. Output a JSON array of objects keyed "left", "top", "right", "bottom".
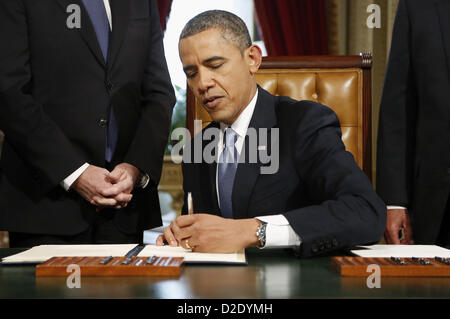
[{"left": 196, "top": 68, "right": 214, "bottom": 94}]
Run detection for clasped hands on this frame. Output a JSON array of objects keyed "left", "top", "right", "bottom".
[
  {"left": 72, "top": 163, "right": 140, "bottom": 210},
  {"left": 156, "top": 214, "right": 261, "bottom": 253}
]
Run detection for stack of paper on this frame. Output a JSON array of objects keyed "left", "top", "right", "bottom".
[
  {"left": 138, "top": 245, "right": 247, "bottom": 264},
  {"left": 1, "top": 244, "right": 247, "bottom": 265}
]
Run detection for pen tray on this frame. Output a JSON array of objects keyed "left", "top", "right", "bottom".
[
  {"left": 35, "top": 256, "right": 184, "bottom": 277},
  {"left": 332, "top": 257, "right": 450, "bottom": 277}
]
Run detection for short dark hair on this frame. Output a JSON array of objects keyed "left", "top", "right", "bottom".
[{"left": 180, "top": 10, "right": 252, "bottom": 53}]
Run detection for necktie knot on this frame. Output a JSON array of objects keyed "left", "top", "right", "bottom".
[
  {"left": 224, "top": 128, "right": 238, "bottom": 148},
  {"left": 221, "top": 128, "right": 238, "bottom": 164}
]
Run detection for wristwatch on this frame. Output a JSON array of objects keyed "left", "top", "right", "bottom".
[
  {"left": 256, "top": 221, "right": 267, "bottom": 248},
  {"left": 137, "top": 172, "right": 150, "bottom": 189}
]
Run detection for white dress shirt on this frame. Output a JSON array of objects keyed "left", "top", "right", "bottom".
[
  {"left": 216, "top": 90, "right": 302, "bottom": 248},
  {"left": 103, "top": 0, "right": 112, "bottom": 30}
]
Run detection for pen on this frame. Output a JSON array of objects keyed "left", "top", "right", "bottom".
[
  {"left": 153, "top": 256, "right": 163, "bottom": 266},
  {"left": 125, "top": 245, "right": 145, "bottom": 258},
  {"left": 145, "top": 256, "right": 157, "bottom": 265},
  {"left": 135, "top": 258, "right": 143, "bottom": 266},
  {"left": 187, "top": 192, "right": 194, "bottom": 215},
  {"left": 112, "top": 259, "right": 121, "bottom": 266},
  {"left": 99, "top": 256, "right": 113, "bottom": 265},
  {"left": 390, "top": 257, "right": 405, "bottom": 265},
  {"left": 435, "top": 257, "right": 450, "bottom": 264},
  {"left": 412, "top": 257, "right": 430, "bottom": 265},
  {"left": 121, "top": 245, "right": 145, "bottom": 265},
  {"left": 164, "top": 257, "right": 173, "bottom": 266}
]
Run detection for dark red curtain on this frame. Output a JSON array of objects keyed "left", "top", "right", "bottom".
[
  {"left": 254, "top": 0, "right": 328, "bottom": 56},
  {"left": 156, "top": 0, "right": 173, "bottom": 32}
]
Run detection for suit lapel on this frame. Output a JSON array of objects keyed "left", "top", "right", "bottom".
[
  {"left": 107, "top": 0, "right": 130, "bottom": 71},
  {"left": 232, "top": 87, "right": 278, "bottom": 219},
  {"left": 192, "top": 122, "right": 220, "bottom": 216},
  {"left": 206, "top": 159, "right": 220, "bottom": 216},
  {"left": 56, "top": 0, "right": 106, "bottom": 67},
  {"left": 435, "top": 0, "right": 450, "bottom": 76},
  {"left": 206, "top": 126, "right": 220, "bottom": 215}
]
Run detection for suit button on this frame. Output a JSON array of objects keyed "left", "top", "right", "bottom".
[
  {"left": 98, "top": 118, "right": 108, "bottom": 128},
  {"left": 106, "top": 81, "right": 114, "bottom": 92}
]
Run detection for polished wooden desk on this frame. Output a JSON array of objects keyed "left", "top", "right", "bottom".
[{"left": 1, "top": 248, "right": 450, "bottom": 299}]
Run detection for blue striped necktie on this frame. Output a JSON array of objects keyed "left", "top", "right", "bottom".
[
  {"left": 82, "top": 0, "right": 117, "bottom": 163},
  {"left": 82, "top": 0, "right": 109, "bottom": 61},
  {"left": 218, "top": 128, "right": 238, "bottom": 219}
]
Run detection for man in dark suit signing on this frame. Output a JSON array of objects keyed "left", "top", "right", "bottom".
[
  {"left": 0, "top": 0, "right": 175, "bottom": 246},
  {"left": 157, "top": 10, "right": 385, "bottom": 257},
  {"left": 377, "top": 0, "right": 450, "bottom": 247}
]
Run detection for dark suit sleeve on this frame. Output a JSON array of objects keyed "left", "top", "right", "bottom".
[
  {"left": 0, "top": 0, "right": 86, "bottom": 191},
  {"left": 123, "top": 0, "right": 176, "bottom": 186},
  {"left": 283, "top": 102, "right": 386, "bottom": 257},
  {"left": 180, "top": 162, "right": 189, "bottom": 216},
  {"left": 376, "top": 0, "right": 417, "bottom": 207}
]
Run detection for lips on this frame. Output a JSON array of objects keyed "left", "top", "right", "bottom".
[{"left": 202, "top": 96, "right": 223, "bottom": 109}]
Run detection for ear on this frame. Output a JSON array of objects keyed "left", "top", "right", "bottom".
[{"left": 246, "top": 45, "right": 262, "bottom": 74}]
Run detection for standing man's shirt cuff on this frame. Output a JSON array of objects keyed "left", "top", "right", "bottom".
[
  {"left": 60, "top": 163, "right": 90, "bottom": 191},
  {"left": 387, "top": 205, "right": 407, "bottom": 210},
  {"left": 256, "top": 215, "right": 302, "bottom": 248}
]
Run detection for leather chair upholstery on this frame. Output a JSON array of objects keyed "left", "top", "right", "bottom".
[{"left": 186, "top": 54, "right": 373, "bottom": 179}]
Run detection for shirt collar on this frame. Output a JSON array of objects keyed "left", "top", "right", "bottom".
[{"left": 220, "top": 89, "right": 258, "bottom": 138}]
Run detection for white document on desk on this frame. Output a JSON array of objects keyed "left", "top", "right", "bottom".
[
  {"left": 351, "top": 244, "right": 450, "bottom": 258},
  {"left": 1, "top": 244, "right": 137, "bottom": 264},
  {"left": 138, "top": 245, "right": 247, "bottom": 264}
]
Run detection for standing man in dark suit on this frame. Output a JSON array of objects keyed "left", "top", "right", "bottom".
[
  {"left": 0, "top": 0, "right": 175, "bottom": 247},
  {"left": 157, "top": 10, "right": 385, "bottom": 257},
  {"left": 377, "top": 0, "right": 450, "bottom": 247}
]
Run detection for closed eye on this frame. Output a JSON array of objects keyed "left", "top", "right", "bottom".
[
  {"left": 210, "top": 63, "right": 224, "bottom": 69},
  {"left": 186, "top": 72, "right": 197, "bottom": 79}
]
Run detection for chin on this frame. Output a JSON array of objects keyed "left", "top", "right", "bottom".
[{"left": 209, "top": 111, "right": 232, "bottom": 124}]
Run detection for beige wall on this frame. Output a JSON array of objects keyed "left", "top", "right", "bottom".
[{"left": 327, "top": 0, "right": 399, "bottom": 182}]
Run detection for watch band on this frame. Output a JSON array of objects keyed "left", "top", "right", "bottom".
[{"left": 256, "top": 221, "right": 267, "bottom": 248}]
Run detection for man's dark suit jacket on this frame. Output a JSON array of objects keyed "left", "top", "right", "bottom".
[
  {"left": 0, "top": 0, "right": 175, "bottom": 236},
  {"left": 182, "top": 87, "right": 386, "bottom": 258},
  {"left": 377, "top": 0, "right": 450, "bottom": 243}
]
